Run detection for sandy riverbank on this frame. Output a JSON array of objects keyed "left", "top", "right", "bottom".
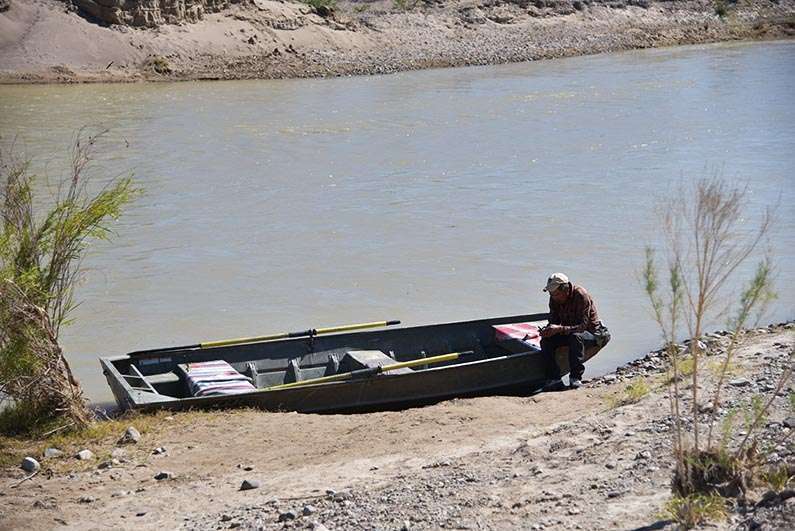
[
  {"left": 0, "top": 322, "right": 792, "bottom": 530},
  {"left": 0, "top": 0, "right": 794, "bottom": 84}
]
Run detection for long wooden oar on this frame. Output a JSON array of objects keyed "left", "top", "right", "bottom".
[
  {"left": 262, "top": 350, "right": 474, "bottom": 392},
  {"left": 128, "top": 320, "right": 401, "bottom": 357}
]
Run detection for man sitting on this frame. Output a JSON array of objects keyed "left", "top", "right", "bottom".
[{"left": 539, "top": 273, "right": 609, "bottom": 391}]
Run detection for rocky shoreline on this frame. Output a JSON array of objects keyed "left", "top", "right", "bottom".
[
  {"left": 0, "top": 0, "right": 794, "bottom": 84},
  {"left": 1, "top": 321, "right": 792, "bottom": 530}
]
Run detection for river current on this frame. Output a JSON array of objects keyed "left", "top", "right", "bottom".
[{"left": 1, "top": 41, "right": 793, "bottom": 402}]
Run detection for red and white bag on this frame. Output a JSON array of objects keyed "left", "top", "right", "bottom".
[{"left": 493, "top": 322, "right": 543, "bottom": 352}]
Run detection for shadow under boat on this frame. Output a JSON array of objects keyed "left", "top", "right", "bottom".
[{"left": 100, "top": 312, "right": 604, "bottom": 414}]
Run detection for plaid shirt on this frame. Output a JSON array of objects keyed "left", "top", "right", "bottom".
[{"left": 548, "top": 283, "right": 601, "bottom": 334}]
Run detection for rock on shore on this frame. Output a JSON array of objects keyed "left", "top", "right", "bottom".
[
  {"left": 118, "top": 426, "right": 141, "bottom": 444},
  {"left": 20, "top": 457, "right": 40, "bottom": 473}
]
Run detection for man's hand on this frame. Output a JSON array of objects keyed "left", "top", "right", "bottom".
[{"left": 541, "top": 325, "right": 565, "bottom": 338}]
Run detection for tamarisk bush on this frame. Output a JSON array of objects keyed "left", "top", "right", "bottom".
[
  {"left": 0, "top": 129, "right": 138, "bottom": 434},
  {"left": 642, "top": 177, "right": 789, "bottom": 526}
]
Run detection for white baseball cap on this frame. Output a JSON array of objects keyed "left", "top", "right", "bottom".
[{"left": 543, "top": 272, "right": 569, "bottom": 293}]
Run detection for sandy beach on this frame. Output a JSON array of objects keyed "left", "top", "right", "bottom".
[
  {"left": 0, "top": 0, "right": 794, "bottom": 83},
  {"left": 1, "top": 322, "right": 792, "bottom": 530}
]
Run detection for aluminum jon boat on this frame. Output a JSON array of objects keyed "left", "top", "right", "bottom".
[{"left": 100, "top": 313, "right": 604, "bottom": 413}]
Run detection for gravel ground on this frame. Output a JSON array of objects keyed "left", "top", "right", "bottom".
[{"left": 180, "top": 323, "right": 794, "bottom": 530}]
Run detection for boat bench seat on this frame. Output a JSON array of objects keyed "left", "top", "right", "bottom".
[
  {"left": 177, "top": 360, "right": 256, "bottom": 397},
  {"left": 339, "top": 350, "right": 413, "bottom": 374}
]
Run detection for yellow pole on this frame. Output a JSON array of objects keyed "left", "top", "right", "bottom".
[
  {"left": 263, "top": 351, "right": 469, "bottom": 392},
  {"left": 200, "top": 332, "right": 289, "bottom": 349},
  {"left": 198, "top": 320, "right": 400, "bottom": 349},
  {"left": 314, "top": 321, "right": 398, "bottom": 335}
]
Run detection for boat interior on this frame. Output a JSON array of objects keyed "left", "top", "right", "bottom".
[{"left": 104, "top": 313, "right": 551, "bottom": 401}]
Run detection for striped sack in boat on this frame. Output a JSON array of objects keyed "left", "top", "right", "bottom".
[
  {"left": 179, "top": 360, "right": 256, "bottom": 397},
  {"left": 493, "top": 322, "right": 543, "bottom": 352}
]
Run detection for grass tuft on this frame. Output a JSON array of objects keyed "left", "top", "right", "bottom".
[
  {"left": 675, "top": 355, "right": 696, "bottom": 380},
  {"left": 0, "top": 411, "right": 169, "bottom": 469},
  {"left": 761, "top": 464, "right": 794, "bottom": 492},
  {"left": 663, "top": 493, "right": 728, "bottom": 528},
  {"left": 0, "top": 408, "right": 258, "bottom": 471},
  {"left": 609, "top": 379, "right": 650, "bottom": 408},
  {"left": 302, "top": 0, "right": 336, "bottom": 11},
  {"left": 715, "top": 0, "right": 743, "bottom": 18},
  {"left": 708, "top": 358, "right": 740, "bottom": 378},
  {"left": 393, "top": 0, "right": 420, "bottom": 10}
]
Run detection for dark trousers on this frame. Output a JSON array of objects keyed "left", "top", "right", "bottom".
[{"left": 541, "top": 331, "right": 597, "bottom": 381}]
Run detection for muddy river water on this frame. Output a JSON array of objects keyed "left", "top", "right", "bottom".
[{"left": 1, "top": 41, "right": 793, "bottom": 402}]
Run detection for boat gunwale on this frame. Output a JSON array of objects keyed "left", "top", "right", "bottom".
[{"left": 105, "top": 312, "right": 550, "bottom": 363}]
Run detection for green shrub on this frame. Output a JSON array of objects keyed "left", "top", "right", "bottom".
[
  {"left": 146, "top": 55, "right": 171, "bottom": 75},
  {"left": 1, "top": 130, "right": 139, "bottom": 434},
  {"left": 674, "top": 448, "right": 751, "bottom": 498},
  {"left": 0, "top": 400, "right": 61, "bottom": 437}
]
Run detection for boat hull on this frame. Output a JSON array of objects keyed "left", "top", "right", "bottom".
[{"left": 100, "top": 313, "right": 602, "bottom": 413}]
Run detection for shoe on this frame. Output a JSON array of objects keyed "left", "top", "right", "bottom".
[
  {"left": 542, "top": 378, "right": 567, "bottom": 392},
  {"left": 569, "top": 379, "right": 582, "bottom": 389}
]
